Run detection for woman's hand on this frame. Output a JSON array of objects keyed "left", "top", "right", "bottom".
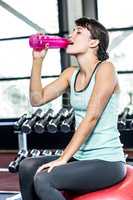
[
  {"left": 36, "top": 158, "right": 67, "bottom": 174},
  {"left": 32, "top": 44, "right": 49, "bottom": 60}
]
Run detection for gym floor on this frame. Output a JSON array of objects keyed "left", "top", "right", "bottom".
[{"left": 0, "top": 151, "right": 19, "bottom": 200}]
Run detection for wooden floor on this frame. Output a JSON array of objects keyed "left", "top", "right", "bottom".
[
  {"left": 0, "top": 151, "right": 19, "bottom": 192},
  {"left": 0, "top": 172, "right": 19, "bottom": 192}
]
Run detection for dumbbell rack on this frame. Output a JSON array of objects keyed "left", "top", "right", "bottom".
[
  {"left": 8, "top": 107, "right": 75, "bottom": 174},
  {"left": 14, "top": 107, "right": 75, "bottom": 152},
  {"left": 14, "top": 130, "right": 28, "bottom": 152}
]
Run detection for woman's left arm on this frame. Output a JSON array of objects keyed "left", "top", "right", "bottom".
[{"left": 60, "top": 61, "right": 118, "bottom": 162}]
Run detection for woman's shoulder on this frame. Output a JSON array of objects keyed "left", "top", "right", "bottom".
[
  {"left": 95, "top": 60, "right": 120, "bottom": 93},
  {"left": 64, "top": 65, "right": 78, "bottom": 73},
  {"left": 62, "top": 65, "right": 78, "bottom": 83},
  {"left": 96, "top": 60, "right": 116, "bottom": 75},
  {"left": 99, "top": 59, "right": 115, "bottom": 67}
]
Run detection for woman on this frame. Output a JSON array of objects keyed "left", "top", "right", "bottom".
[{"left": 19, "top": 17, "right": 126, "bottom": 200}]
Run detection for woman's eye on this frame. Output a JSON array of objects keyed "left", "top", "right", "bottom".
[{"left": 77, "top": 31, "right": 81, "bottom": 34}]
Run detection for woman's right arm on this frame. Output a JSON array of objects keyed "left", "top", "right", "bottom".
[{"left": 30, "top": 49, "right": 74, "bottom": 107}]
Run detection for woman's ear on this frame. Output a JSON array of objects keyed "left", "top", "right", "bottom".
[{"left": 89, "top": 39, "right": 99, "bottom": 48}]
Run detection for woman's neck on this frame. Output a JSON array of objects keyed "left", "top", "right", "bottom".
[{"left": 76, "top": 53, "right": 100, "bottom": 75}]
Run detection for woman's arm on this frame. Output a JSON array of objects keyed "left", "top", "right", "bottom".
[
  {"left": 60, "top": 61, "right": 118, "bottom": 162},
  {"left": 29, "top": 50, "right": 75, "bottom": 107}
]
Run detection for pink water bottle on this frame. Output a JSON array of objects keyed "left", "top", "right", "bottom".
[{"left": 29, "top": 33, "right": 70, "bottom": 51}]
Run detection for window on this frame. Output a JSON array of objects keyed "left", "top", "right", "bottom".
[
  {"left": 0, "top": 0, "right": 62, "bottom": 119},
  {"left": 97, "top": 0, "right": 133, "bottom": 29},
  {"left": 109, "top": 30, "right": 133, "bottom": 71},
  {"left": 0, "top": 0, "right": 59, "bottom": 37},
  {"left": 97, "top": 0, "right": 133, "bottom": 113}
]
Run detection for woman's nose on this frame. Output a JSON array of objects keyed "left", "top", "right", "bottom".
[{"left": 68, "top": 34, "right": 72, "bottom": 39}]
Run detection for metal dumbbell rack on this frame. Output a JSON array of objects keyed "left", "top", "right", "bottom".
[{"left": 14, "top": 129, "right": 28, "bottom": 152}]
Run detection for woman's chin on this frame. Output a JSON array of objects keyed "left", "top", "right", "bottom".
[{"left": 66, "top": 48, "right": 77, "bottom": 55}]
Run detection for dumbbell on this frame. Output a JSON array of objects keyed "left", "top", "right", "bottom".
[
  {"left": 8, "top": 149, "right": 28, "bottom": 173},
  {"left": 54, "top": 149, "right": 63, "bottom": 156},
  {"left": 118, "top": 107, "right": 130, "bottom": 130},
  {"left": 29, "top": 149, "right": 41, "bottom": 157},
  {"left": 21, "top": 108, "right": 43, "bottom": 134},
  {"left": 14, "top": 114, "right": 27, "bottom": 131},
  {"left": 129, "top": 111, "right": 133, "bottom": 129},
  {"left": 41, "top": 149, "right": 53, "bottom": 156},
  {"left": 47, "top": 108, "right": 71, "bottom": 133},
  {"left": 34, "top": 109, "right": 54, "bottom": 134},
  {"left": 60, "top": 108, "right": 75, "bottom": 133},
  {"left": 130, "top": 119, "right": 133, "bottom": 129}
]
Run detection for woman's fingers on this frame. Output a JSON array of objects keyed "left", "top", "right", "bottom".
[
  {"left": 47, "top": 166, "right": 54, "bottom": 173},
  {"left": 36, "top": 159, "right": 67, "bottom": 174},
  {"left": 36, "top": 163, "right": 49, "bottom": 174}
]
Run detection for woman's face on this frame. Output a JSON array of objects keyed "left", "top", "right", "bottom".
[{"left": 66, "top": 26, "right": 92, "bottom": 55}]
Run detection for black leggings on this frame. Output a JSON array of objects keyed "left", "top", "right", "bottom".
[{"left": 19, "top": 155, "right": 126, "bottom": 200}]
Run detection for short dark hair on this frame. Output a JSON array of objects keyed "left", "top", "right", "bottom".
[{"left": 75, "top": 17, "right": 109, "bottom": 61}]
